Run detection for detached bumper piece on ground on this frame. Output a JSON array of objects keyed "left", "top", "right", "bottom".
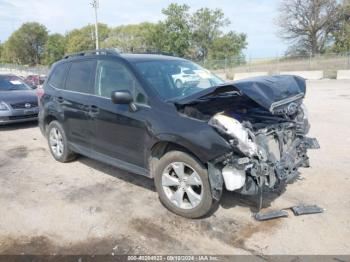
[
  {"left": 255, "top": 210, "right": 289, "bottom": 221},
  {"left": 291, "top": 205, "right": 324, "bottom": 216},
  {"left": 255, "top": 205, "right": 324, "bottom": 221}
]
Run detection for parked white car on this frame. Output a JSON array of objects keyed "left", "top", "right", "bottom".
[{"left": 172, "top": 67, "right": 201, "bottom": 88}]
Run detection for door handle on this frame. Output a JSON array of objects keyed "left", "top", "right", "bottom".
[
  {"left": 57, "top": 97, "right": 64, "bottom": 103},
  {"left": 88, "top": 105, "right": 99, "bottom": 118},
  {"left": 90, "top": 105, "right": 99, "bottom": 113}
]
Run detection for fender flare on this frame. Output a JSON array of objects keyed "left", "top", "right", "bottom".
[{"left": 151, "top": 133, "right": 210, "bottom": 164}]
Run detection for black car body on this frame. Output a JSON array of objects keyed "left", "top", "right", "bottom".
[
  {"left": 0, "top": 75, "right": 39, "bottom": 125},
  {"left": 39, "top": 49, "right": 319, "bottom": 218}
]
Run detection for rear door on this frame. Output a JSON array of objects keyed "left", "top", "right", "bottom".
[{"left": 61, "top": 59, "right": 96, "bottom": 150}]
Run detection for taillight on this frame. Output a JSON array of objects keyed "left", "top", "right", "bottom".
[{"left": 36, "top": 87, "right": 45, "bottom": 102}]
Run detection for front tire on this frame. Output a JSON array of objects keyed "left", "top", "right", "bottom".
[
  {"left": 154, "top": 150, "right": 214, "bottom": 218},
  {"left": 47, "top": 121, "right": 76, "bottom": 163}
]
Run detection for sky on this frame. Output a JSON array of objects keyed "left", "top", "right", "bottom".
[{"left": 0, "top": 0, "right": 287, "bottom": 58}]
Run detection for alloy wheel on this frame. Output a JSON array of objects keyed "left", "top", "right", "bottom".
[
  {"left": 161, "top": 162, "right": 203, "bottom": 209},
  {"left": 49, "top": 127, "right": 64, "bottom": 158}
]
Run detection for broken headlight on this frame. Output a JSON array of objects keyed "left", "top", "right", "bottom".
[
  {"left": 295, "top": 104, "right": 310, "bottom": 134},
  {"left": 209, "top": 114, "right": 258, "bottom": 157},
  {"left": 296, "top": 104, "right": 308, "bottom": 121}
]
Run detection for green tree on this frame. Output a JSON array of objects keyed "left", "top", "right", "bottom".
[
  {"left": 0, "top": 4, "right": 248, "bottom": 64},
  {"left": 277, "top": 0, "right": 343, "bottom": 56},
  {"left": 2, "top": 22, "right": 48, "bottom": 64},
  {"left": 332, "top": 0, "right": 350, "bottom": 52},
  {"left": 191, "top": 8, "right": 230, "bottom": 59},
  {"left": 103, "top": 22, "right": 158, "bottom": 52},
  {"left": 208, "top": 31, "right": 247, "bottom": 60},
  {"left": 66, "top": 23, "right": 109, "bottom": 53},
  {"left": 159, "top": 3, "right": 191, "bottom": 57},
  {"left": 44, "top": 33, "right": 66, "bottom": 65}
]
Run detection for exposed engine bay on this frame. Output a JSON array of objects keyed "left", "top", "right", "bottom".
[{"left": 176, "top": 75, "right": 320, "bottom": 196}]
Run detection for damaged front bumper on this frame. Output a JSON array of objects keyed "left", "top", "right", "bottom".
[
  {"left": 274, "top": 137, "right": 319, "bottom": 181},
  {"left": 208, "top": 135, "right": 320, "bottom": 199}
]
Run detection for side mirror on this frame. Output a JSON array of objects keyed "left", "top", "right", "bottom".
[
  {"left": 111, "top": 90, "right": 138, "bottom": 112},
  {"left": 111, "top": 90, "right": 133, "bottom": 104}
]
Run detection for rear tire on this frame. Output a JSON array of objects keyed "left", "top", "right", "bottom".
[
  {"left": 154, "top": 150, "right": 214, "bottom": 218},
  {"left": 47, "top": 121, "right": 76, "bottom": 163}
]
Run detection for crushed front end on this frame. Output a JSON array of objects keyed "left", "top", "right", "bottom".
[
  {"left": 209, "top": 110, "right": 319, "bottom": 196},
  {"left": 209, "top": 99, "right": 319, "bottom": 198},
  {"left": 176, "top": 75, "right": 320, "bottom": 197}
]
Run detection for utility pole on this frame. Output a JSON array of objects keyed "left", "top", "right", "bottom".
[{"left": 91, "top": 0, "right": 99, "bottom": 50}]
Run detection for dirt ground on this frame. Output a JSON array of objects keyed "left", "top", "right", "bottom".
[{"left": 0, "top": 80, "right": 349, "bottom": 256}]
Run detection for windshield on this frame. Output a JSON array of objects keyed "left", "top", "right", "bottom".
[
  {"left": 0, "top": 75, "right": 32, "bottom": 91},
  {"left": 134, "top": 60, "right": 224, "bottom": 101}
]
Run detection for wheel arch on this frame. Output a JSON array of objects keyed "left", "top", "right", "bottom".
[
  {"left": 43, "top": 113, "right": 62, "bottom": 135},
  {"left": 149, "top": 139, "right": 206, "bottom": 178},
  {"left": 148, "top": 133, "right": 228, "bottom": 201}
]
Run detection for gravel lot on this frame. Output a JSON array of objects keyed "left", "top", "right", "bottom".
[{"left": 0, "top": 80, "right": 349, "bottom": 256}]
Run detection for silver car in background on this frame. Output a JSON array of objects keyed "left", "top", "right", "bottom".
[
  {"left": 172, "top": 67, "right": 201, "bottom": 88},
  {"left": 0, "top": 75, "right": 39, "bottom": 125}
]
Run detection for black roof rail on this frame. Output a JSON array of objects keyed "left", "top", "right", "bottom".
[
  {"left": 63, "top": 48, "right": 120, "bottom": 59},
  {"left": 144, "top": 51, "right": 176, "bottom": 56},
  {"left": 125, "top": 48, "right": 176, "bottom": 57}
]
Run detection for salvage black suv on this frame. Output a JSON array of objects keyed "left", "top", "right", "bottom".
[{"left": 39, "top": 49, "right": 319, "bottom": 218}]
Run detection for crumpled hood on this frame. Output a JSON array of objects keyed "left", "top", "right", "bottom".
[
  {"left": 232, "top": 75, "right": 306, "bottom": 111},
  {"left": 175, "top": 75, "right": 306, "bottom": 112},
  {"left": 0, "top": 90, "right": 38, "bottom": 104}
]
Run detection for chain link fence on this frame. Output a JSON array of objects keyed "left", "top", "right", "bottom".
[
  {"left": 0, "top": 63, "right": 49, "bottom": 77},
  {"left": 1, "top": 52, "right": 350, "bottom": 80},
  {"left": 199, "top": 52, "right": 350, "bottom": 79}
]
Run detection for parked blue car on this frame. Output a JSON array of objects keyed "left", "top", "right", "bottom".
[{"left": 0, "top": 74, "right": 39, "bottom": 125}]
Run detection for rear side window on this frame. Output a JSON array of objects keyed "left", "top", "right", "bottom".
[
  {"left": 65, "top": 60, "right": 95, "bottom": 94},
  {"left": 48, "top": 63, "right": 69, "bottom": 89}
]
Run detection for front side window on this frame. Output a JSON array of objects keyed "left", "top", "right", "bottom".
[
  {"left": 48, "top": 63, "right": 69, "bottom": 89},
  {"left": 95, "top": 60, "right": 147, "bottom": 104},
  {"left": 65, "top": 60, "right": 95, "bottom": 94}
]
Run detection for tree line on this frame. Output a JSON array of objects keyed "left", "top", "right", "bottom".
[
  {"left": 0, "top": 3, "right": 247, "bottom": 66},
  {"left": 1, "top": 1, "right": 349, "bottom": 66},
  {"left": 277, "top": 0, "right": 350, "bottom": 56}
]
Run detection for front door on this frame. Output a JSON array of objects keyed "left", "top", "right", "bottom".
[{"left": 91, "top": 58, "right": 151, "bottom": 169}]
